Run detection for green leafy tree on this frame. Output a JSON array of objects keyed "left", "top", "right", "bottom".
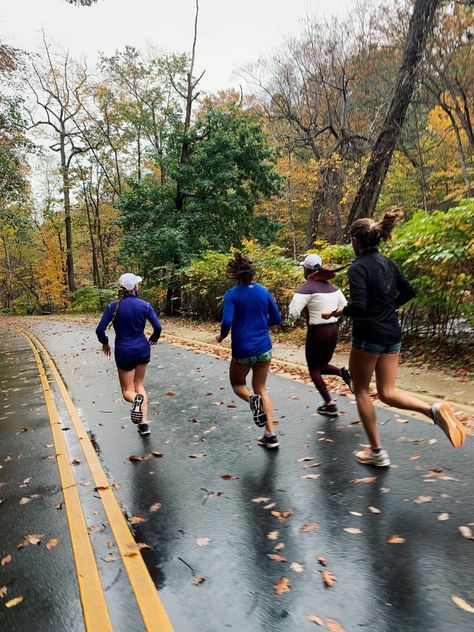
[{"left": 118, "top": 102, "right": 282, "bottom": 313}]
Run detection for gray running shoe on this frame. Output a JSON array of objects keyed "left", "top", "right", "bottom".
[
  {"left": 317, "top": 403, "right": 338, "bottom": 417},
  {"left": 249, "top": 394, "right": 267, "bottom": 427},
  {"left": 355, "top": 447, "right": 391, "bottom": 467},
  {"left": 257, "top": 434, "right": 279, "bottom": 448},
  {"left": 137, "top": 422, "right": 150, "bottom": 436},
  {"left": 131, "top": 394, "right": 144, "bottom": 424}
]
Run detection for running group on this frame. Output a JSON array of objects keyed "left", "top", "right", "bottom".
[{"left": 96, "top": 210, "right": 466, "bottom": 467}]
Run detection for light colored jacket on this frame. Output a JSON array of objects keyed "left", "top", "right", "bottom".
[{"left": 289, "top": 278, "right": 347, "bottom": 326}]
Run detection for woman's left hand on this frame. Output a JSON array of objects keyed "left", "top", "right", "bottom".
[
  {"left": 149, "top": 339, "right": 157, "bottom": 346},
  {"left": 215, "top": 334, "right": 223, "bottom": 344},
  {"left": 321, "top": 311, "right": 333, "bottom": 320}
]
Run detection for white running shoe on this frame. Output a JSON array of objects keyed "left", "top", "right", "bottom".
[{"left": 355, "top": 447, "right": 391, "bottom": 467}]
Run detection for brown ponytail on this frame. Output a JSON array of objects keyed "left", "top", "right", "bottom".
[{"left": 350, "top": 208, "right": 403, "bottom": 250}]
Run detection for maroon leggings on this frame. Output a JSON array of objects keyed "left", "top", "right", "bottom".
[{"left": 305, "top": 324, "right": 341, "bottom": 403}]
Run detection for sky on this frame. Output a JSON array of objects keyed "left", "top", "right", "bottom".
[{"left": 1, "top": 0, "right": 358, "bottom": 93}]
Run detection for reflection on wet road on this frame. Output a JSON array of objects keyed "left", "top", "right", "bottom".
[{"left": 1, "top": 318, "right": 473, "bottom": 632}]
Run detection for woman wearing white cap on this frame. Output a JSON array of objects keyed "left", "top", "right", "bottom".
[
  {"left": 289, "top": 254, "right": 352, "bottom": 416},
  {"left": 96, "top": 272, "right": 162, "bottom": 436}
]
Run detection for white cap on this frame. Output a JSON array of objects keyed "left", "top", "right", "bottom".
[
  {"left": 299, "top": 254, "right": 322, "bottom": 269},
  {"left": 118, "top": 273, "right": 143, "bottom": 290}
]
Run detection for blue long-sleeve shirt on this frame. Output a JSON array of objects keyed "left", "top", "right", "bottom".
[
  {"left": 220, "top": 283, "right": 281, "bottom": 358},
  {"left": 96, "top": 295, "right": 162, "bottom": 366}
]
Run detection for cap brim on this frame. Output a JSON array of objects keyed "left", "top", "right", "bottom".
[{"left": 136, "top": 276, "right": 143, "bottom": 283}]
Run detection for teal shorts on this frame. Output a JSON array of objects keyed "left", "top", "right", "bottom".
[
  {"left": 351, "top": 338, "right": 401, "bottom": 355},
  {"left": 232, "top": 350, "right": 272, "bottom": 367}
]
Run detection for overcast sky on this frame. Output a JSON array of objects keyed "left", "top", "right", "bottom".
[{"left": 1, "top": 0, "right": 358, "bottom": 92}]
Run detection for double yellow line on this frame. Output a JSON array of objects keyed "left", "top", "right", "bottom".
[{"left": 21, "top": 330, "right": 174, "bottom": 632}]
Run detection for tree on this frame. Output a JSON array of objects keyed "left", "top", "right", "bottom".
[
  {"left": 26, "top": 39, "right": 89, "bottom": 292},
  {"left": 118, "top": 102, "right": 281, "bottom": 302},
  {"left": 346, "top": 0, "right": 441, "bottom": 228}
]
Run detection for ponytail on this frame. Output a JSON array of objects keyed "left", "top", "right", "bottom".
[
  {"left": 108, "top": 287, "right": 133, "bottom": 329},
  {"left": 350, "top": 208, "right": 403, "bottom": 250}
]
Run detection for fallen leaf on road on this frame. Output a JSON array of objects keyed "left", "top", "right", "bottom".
[
  {"left": 451, "top": 595, "right": 474, "bottom": 613},
  {"left": 369, "top": 506, "right": 381, "bottom": 514},
  {"left": 320, "top": 570, "right": 336, "bottom": 587},
  {"left": 343, "top": 527, "right": 362, "bottom": 534},
  {"left": 351, "top": 476, "right": 378, "bottom": 484},
  {"left": 274, "top": 577, "right": 291, "bottom": 595},
  {"left": 263, "top": 502, "right": 276, "bottom": 510},
  {"left": 19, "top": 497, "right": 31, "bottom": 505},
  {"left": 149, "top": 503, "right": 161, "bottom": 512},
  {"left": 349, "top": 511, "right": 363, "bottom": 517},
  {"left": 414, "top": 495, "right": 432, "bottom": 504},
  {"left": 267, "top": 531, "right": 278, "bottom": 540},
  {"left": 46, "top": 538, "right": 58, "bottom": 550},
  {"left": 410, "top": 454, "right": 421, "bottom": 461},
  {"left": 297, "top": 456, "right": 314, "bottom": 462},
  {"left": 0, "top": 586, "right": 6, "bottom": 598},
  {"left": 459, "top": 526, "right": 474, "bottom": 540},
  {"left": 101, "top": 553, "right": 120, "bottom": 562},
  {"left": 1, "top": 555, "right": 12, "bottom": 566},
  {"left": 196, "top": 538, "right": 211, "bottom": 547},
  {"left": 290, "top": 562, "right": 304, "bottom": 573},
  {"left": 151, "top": 451, "right": 164, "bottom": 458},
  {"left": 71, "top": 459, "right": 81, "bottom": 466},
  {"left": 438, "top": 513, "right": 450, "bottom": 521},
  {"left": 274, "top": 543, "right": 285, "bottom": 551},
  {"left": 304, "top": 463, "right": 321, "bottom": 469},
  {"left": 326, "top": 619, "right": 346, "bottom": 632},
  {"left": 299, "top": 522, "right": 319, "bottom": 533},
  {"left": 220, "top": 473, "right": 238, "bottom": 480},
  {"left": 192, "top": 576, "right": 206, "bottom": 585},
  {"left": 302, "top": 473, "right": 320, "bottom": 480},
  {"left": 305, "top": 613, "right": 324, "bottom": 626},
  {"left": 188, "top": 453, "right": 206, "bottom": 459},
  {"left": 271, "top": 509, "right": 293, "bottom": 523},
  {"left": 5, "top": 596, "right": 23, "bottom": 608},
  {"left": 165, "top": 390, "right": 175, "bottom": 396},
  {"left": 387, "top": 534, "right": 406, "bottom": 544},
  {"left": 129, "top": 454, "right": 144, "bottom": 462},
  {"left": 251, "top": 497, "right": 271, "bottom": 504},
  {"left": 424, "top": 468, "right": 443, "bottom": 478},
  {"left": 316, "top": 556, "right": 328, "bottom": 566},
  {"left": 17, "top": 534, "right": 44, "bottom": 549},
  {"left": 124, "top": 542, "right": 150, "bottom": 556},
  {"left": 267, "top": 553, "right": 287, "bottom": 562},
  {"left": 129, "top": 515, "right": 145, "bottom": 525}
]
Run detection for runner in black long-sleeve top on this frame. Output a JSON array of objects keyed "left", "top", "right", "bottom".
[{"left": 322, "top": 210, "right": 465, "bottom": 467}]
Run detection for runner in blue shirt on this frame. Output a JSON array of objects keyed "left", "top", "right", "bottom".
[
  {"left": 96, "top": 273, "right": 162, "bottom": 436},
  {"left": 215, "top": 253, "right": 281, "bottom": 448}
]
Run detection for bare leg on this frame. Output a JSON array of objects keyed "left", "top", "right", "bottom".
[
  {"left": 133, "top": 363, "right": 149, "bottom": 421},
  {"left": 229, "top": 362, "right": 252, "bottom": 402},
  {"left": 375, "top": 353, "right": 432, "bottom": 417},
  {"left": 251, "top": 360, "right": 274, "bottom": 434},
  {"left": 118, "top": 368, "right": 137, "bottom": 404},
  {"left": 349, "top": 348, "right": 380, "bottom": 449}
]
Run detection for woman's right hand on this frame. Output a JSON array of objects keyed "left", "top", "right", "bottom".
[
  {"left": 102, "top": 343, "right": 111, "bottom": 357},
  {"left": 215, "top": 334, "right": 223, "bottom": 344},
  {"left": 321, "top": 311, "right": 332, "bottom": 320}
]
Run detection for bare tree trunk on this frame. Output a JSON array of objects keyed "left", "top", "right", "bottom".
[
  {"left": 346, "top": 0, "right": 441, "bottom": 230},
  {"left": 2, "top": 235, "right": 12, "bottom": 309},
  {"left": 444, "top": 108, "right": 473, "bottom": 197},
  {"left": 60, "top": 134, "right": 76, "bottom": 292},
  {"left": 304, "top": 159, "right": 343, "bottom": 249}
]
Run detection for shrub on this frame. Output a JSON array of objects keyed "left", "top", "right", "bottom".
[{"left": 68, "top": 286, "right": 116, "bottom": 314}]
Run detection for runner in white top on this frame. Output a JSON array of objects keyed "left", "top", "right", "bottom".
[{"left": 289, "top": 254, "right": 352, "bottom": 416}]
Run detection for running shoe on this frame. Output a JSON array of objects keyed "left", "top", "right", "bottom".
[
  {"left": 317, "top": 403, "right": 338, "bottom": 417},
  {"left": 431, "top": 402, "right": 465, "bottom": 448},
  {"left": 137, "top": 422, "right": 150, "bottom": 436},
  {"left": 256, "top": 433, "right": 279, "bottom": 448},
  {"left": 340, "top": 367, "right": 353, "bottom": 393},
  {"left": 131, "top": 393, "right": 144, "bottom": 425},
  {"left": 249, "top": 394, "right": 267, "bottom": 427},
  {"left": 355, "top": 447, "right": 391, "bottom": 467}
]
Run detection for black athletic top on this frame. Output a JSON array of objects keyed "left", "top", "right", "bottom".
[{"left": 342, "top": 249, "right": 415, "bottom": 344}]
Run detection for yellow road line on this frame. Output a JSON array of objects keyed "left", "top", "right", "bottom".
[
  {"left": 24, "top": 331, "right": 174, "bottom": 632},
  {"left": 22, "top": 334, "right": 113, "bottom": 632}
]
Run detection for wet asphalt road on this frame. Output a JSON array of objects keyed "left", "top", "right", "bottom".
[{"left": 1, "top": 317, "right": 474, "bottom": 632}]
